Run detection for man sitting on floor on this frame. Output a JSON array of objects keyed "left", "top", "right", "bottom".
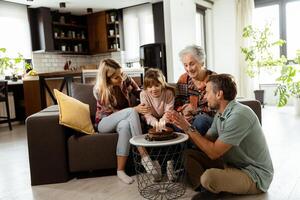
[{"left": 166, "top": 74, "right": 273, "bottom": 199}]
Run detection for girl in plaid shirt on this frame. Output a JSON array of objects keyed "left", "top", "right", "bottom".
[{"left": 94, "top": 59, "right": 160, "bottom": 184}]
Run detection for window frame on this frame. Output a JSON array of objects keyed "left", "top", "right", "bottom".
[
  {"left": 196, "top": 5, "right": 207, "bottom": 63},
  {"left": 255, "top": 0, "right": 300, "bottom": 60}
]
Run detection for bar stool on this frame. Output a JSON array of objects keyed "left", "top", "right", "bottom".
[{"left": 0, "top": 80, "right": 12, "bottom": 130}]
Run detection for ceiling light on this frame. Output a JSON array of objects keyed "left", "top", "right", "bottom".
[
  {"left": 87, "top": 8, "right": 93, "bottom": 13},
  {"left": 59, "top": 2, "right": 66, "bottom": 8},
  {"left": 27, "top": 0, "right": 34, "bottom": 1}
]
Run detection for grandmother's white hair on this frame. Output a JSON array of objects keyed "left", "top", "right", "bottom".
[{"left": 179, "top": 45, "right": 206, "bottom": 65}]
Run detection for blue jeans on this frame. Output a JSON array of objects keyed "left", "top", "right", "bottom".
[
  {"left": 98, "top": 108, "right": 142, "bottom": 156},
  {"left": 192, "top": 113, "right": 213, "bottom": 135}
]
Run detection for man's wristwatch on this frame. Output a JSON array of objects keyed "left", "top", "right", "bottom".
[{"left": 183, "top": 125, "right": 197, "bottom": 133}]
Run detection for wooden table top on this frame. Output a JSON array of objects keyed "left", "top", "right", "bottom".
[{"left": 38, "top": 70, "right": 82, "bottom": 78}]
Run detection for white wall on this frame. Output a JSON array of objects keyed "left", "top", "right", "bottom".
[
  {"left": 0, "top": 1, "right": 32, "bottom": 58},
  {"left": 164, "top": 0, "right": 239, "bottom": 83},
  {"left": 212, "top": 0, "right": 238, "bottom": 78},
  {"left": 164, "top": 0, "right": 196, "bottom": 82}
]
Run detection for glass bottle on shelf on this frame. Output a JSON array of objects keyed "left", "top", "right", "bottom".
[
  {"left": 81, "top": 31, "right": 85, "bottom": 39},
  {"left": 67, "top": 31, "right": 72, "bottom": 38},
  {"left": 78, "top": 44, "right": 82, "bottom": 52},
  {"left": 60, "top": 16, "right": 65, "bottom": 24},
  {"left": 61, "top": 44, "right": 66, "bottom": 52},
  {"left": 109, "top": 29, "right": 114, "bottom": 36}
]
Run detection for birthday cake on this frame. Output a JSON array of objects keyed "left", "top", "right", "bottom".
[{"left": 145, "top": 127, "right": 177, "bottom": 141}]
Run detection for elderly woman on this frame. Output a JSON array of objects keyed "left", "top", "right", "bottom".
[{"left": 175, "top": 45, "right": 216, "bottom": 135}]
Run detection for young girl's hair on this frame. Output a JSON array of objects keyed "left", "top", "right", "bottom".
[
  {"left": 143, "top": 68, "right": 175, "bottom": 94},
  {"left": 93, "top": 58, "right": 121, "bottom": 106}
]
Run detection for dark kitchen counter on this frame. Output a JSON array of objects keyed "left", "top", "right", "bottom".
[{"left": 38, "top": 70, "right": 83, "bottom": 109}]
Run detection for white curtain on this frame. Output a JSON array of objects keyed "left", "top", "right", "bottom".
[
  {"left": 236, "top": 0, "right": 254, "bottom": 98},
  {"left": 0, "top": 1, "right": 32, "bottom": 58},
  {"left": 123, "top": 4, "right": 154, "bottom": 63}
]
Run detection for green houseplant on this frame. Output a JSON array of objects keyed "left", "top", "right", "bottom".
[
  {"left": 0, "top": 47, "right": 31, "bottom": 80},
  {"left": 241, "top": 25, "right": 300, "bottom": 111},
  {"left": 275, "top": 50, "right": 300, "bottom": 110},
  {"left": 241, "top": 24, "right": 286, "bottom": 105}
]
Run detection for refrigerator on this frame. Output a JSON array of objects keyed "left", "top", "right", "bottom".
[{"left": 140, "top": 43, "right": 167, "bottom": 81}]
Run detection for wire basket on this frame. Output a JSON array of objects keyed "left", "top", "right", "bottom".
[{"left": 132, "top": 143, "right": 186, "bottom": 200}]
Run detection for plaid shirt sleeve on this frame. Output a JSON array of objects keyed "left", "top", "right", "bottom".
[
  {"left": 95, "top": 100, "right": 115, "bottom": 125},
  {"left": 174, "top": 73, "right": 190, "bottom": 111}
]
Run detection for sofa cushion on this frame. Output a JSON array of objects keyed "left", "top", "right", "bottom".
[
  {"left": 71, "top": 83, "right": 96, "bottom": 122},
  {"left": 54, "top": 89, "right": 95, "bottom": 135}
]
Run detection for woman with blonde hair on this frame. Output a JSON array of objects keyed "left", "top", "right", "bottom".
[{"left": 94, "top": 59, "right": 159, "bottom": 184}]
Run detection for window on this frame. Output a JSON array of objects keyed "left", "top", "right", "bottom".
[
  {"left": 254, "top": 0, "right": 300, "bottom": 84},
  {"left": 286, "top": 1, "right": 300, "bottom": 58},
  {"left": 254, "top": 0, "right": 300, "bottom": 60},
  {"left": 195, "top": 7, "right": 206, "bottom": 49},
  {"left": 253, "top": 5, "right": 280, "bottom": 58},
  {"left": 123, "top": 4, "right": 154, "bottom": 65},
  {"left": 0, "top": 1, "right": 32, "bottom": 59}
]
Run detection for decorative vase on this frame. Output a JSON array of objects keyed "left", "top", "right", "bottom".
[{"left": 11, "top": 74, "right": 18, "bottom": 82}]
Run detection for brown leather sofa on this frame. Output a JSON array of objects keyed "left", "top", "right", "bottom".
[{"left": 26, "top": 83, "right": 262, "bottom": 186}]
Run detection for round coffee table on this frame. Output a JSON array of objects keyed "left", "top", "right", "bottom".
[{"left": 130, "top": 132, "right": 189, "bottom": 200}]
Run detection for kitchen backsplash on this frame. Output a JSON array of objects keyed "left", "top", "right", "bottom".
[{"left": 32, "top": 51, "right": 125, "bottom": 73}]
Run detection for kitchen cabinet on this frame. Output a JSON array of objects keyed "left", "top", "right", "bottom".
[
  {"left": 28, "top": 8, "right": 88, "bottom": 54},
  {"left": 106, "top": 10, "right": 121, "bottom": 51},
  {"left": 23, "top": 79, "right": 41, "bottom": 117},
  {"left": 87, "top": 11, "right": 108, "bottom": 54},
  {"left": 87, "top": 10, "right": 124, "bottom": 54},
  {"left": 51, "top": 12, "right": 89, "bottom": 54}
]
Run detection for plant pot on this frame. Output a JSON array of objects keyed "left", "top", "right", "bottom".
[
  {"left": 294, "top": 97, "right": 300, "bottom": 116},
  {"left": 254, "top": 90, "right": 264, "bottom": 107},
  {"left": 11, "top": 75, "right": 18, "bottom": 82}
]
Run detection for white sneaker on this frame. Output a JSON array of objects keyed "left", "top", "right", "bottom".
[
  {"left": 167, "top": 160, "right": 177, "bottom": 181},
  {"left": 141, "top": 157, "right": 161, "bottom": 181},
  {"left": 153, "top": 160, "right": 162, "bottom": 181}
]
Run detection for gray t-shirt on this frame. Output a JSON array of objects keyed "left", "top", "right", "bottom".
[{"left": 207, "top": 100, "right": 273, "bottom": 192}]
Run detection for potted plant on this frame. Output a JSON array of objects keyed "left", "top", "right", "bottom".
[
  {"left": 241, "top": 24, "right": 285, "bottom": 106},
  {"left": 275, "top": 50, "right": 300, "bottom": 115},
  {"left": 0, "top": 47, "right": 29, "bottom": 81}
]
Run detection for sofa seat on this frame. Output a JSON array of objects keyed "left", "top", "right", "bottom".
[{"left": 68, "top": 133, "right": 118, "bottom": 172}]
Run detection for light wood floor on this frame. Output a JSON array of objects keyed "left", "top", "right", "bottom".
[{"left": 0, "top": 106, "right": 300, "bottom": 200}]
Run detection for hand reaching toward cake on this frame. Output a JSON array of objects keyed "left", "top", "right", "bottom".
[{"left": 165, "top": 110, "right": 191, "bottom": 131}]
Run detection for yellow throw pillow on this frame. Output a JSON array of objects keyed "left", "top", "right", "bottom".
[{"left": 54, "top": 89, "right": 95, "bottom": 135}]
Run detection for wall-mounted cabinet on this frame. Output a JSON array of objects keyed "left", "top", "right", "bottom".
[
  {"left": 87, "top": 12, "right": 107, "bottom": 54},
  {"left": 29, "top": 7, "right": 123, "bottom": 55},
  {"left": 87, "top": 9, "right": 123, "bottom": 54},
  {"left": 51, "top": 12, "right": 89, "bottom": 54},
  {"left": 28, "top": 8, "right": 88, "bottom": 54},
  {"left": 106, "top": 10, "right": 121, "bottom": 51}
]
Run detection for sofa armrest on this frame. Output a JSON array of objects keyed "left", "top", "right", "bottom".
[{"left": 26, "top": 105, "right": 72, "bottom": 185}]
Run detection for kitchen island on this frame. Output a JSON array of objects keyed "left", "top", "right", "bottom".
[{"left": 82, "top": 67, "right": 144, "bottom": 86}]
